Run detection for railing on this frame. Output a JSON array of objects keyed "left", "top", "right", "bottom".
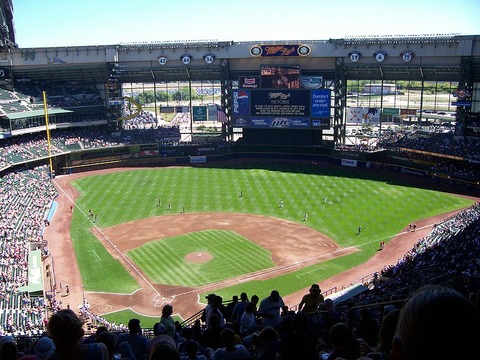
[{"left": 180, "top": 308, "right": 204, "bottom": 329}]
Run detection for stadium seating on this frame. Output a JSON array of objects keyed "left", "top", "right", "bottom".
[{"left": 0, "top": 120, "right": 479, "bottom": 358}]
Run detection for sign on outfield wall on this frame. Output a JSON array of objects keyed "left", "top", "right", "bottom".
[
  {"left": 341, "top": 159, "right": 358, "bottom": 167},
  {"left": 190, "top": 156, "right": 206, "bottom": 163}
]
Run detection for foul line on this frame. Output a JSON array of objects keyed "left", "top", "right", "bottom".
[
  {"left": 87, "top": 249, "right": 101, "bottom": 262},
  {"left": 53, "top": 177, "right": 436, "bottom": 301},
  {"left": 167, "top": 224, "right": 432, "bottom": 298},
  {"left": 53, "top": 178, "right": 163, "bottom": 304}
]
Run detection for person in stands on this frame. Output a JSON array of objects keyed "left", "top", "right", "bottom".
[
  {"left": 298, "top": 284, "right": 324, "bottom": 313},
  {"left": 210, "top": 328, "right": 250, "bottom": 360},
  {"left": 46, "top": 308, "right": 108, "bottom": 360},
  {"left": 231, "top": 292, "right": 249, "bottom": 325},
  {"left": 390, "top": 284, "right": 480, "bottom": 360},
  {"left": 326, "top": 322, "right": 360, "bottom": 360},
  {"left": 114, "top": 318, "right": 147, "bottom": 360},
  {"left": 258, "top": 290, "right": 286, "bottom": 330}
]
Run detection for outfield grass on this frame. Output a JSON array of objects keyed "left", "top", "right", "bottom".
[{"left": 69, "top": 161, "right": 473, "bottom": 318}]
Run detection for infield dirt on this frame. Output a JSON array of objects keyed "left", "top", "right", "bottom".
[{"left": 44, "top": 167, "right": 477, "bottom": 321}]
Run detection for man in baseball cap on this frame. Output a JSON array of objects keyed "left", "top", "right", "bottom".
[{"left": 298, "top": 284, "right": 324, "bottom": 313}]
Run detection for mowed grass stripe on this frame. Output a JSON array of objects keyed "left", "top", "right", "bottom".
[
  {"left": 70, "top": 163, "right": 473, "bottom": 296},
  {"left": 69, "top": 215, "right": 138, "bottom": 293},
  {"left": 131, "top": 239, "right": 201, "bottom": 285},
  {"left": 127, "top": 230, "right": 274, "bottom": 287}
]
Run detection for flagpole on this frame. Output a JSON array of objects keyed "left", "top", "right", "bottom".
[{"left": 43, "top": 91, "right": 54, "bottom": 177}]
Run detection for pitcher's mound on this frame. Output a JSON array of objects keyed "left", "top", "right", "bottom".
[{"left": 185, "top": 252, "right": 213, "bottom": 263}]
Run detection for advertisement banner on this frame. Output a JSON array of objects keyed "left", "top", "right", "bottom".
[
  {"left": 400, "top": 109, "right": 417, "bottom": 118},
  {"left": 346, "top": 107, "right": 363, "bottom": 125},
  {"left": 239, "top": 76, "right": 260, "bottom": 89},
  {"left": 250, "top": 117, "right": 310, "bottom": 129},
  {"left": 233, "top": 90, "right": 251, "bottom": 117},
  {"left": 311, "top": 89, "right": 330, "bottom": 118},
  {"left": 160, "top": 106, "right": 175, "bottom": 113},
  {"left": 176, "top": 106, "right": 189, "bottom": 113},
  {"left": 258, "top": 45, "right": 305, "bottom": 57},
  {"left": 232, "top": 90, "right": 251, "bottom": 126},
  {"left": 312, "top": 118, "right": 330, "bottom": 128},
  {"left": 383, "top": 108, "right": 400, "bottom": 115},
  {"left": 189, "top": 156, "right": 207, "bottom": 163},
  {"left": 192, "top": 106, "right": 207, "bottom": 121},
  {"left": 232, "top": 117, "right": 251, "bottom": 127},
  {"left": 342, "top": 159, "right": 358, "bottom": 167},
  {"left": 301, "top": 76, "right": 323, "bottom": 89},
  {"left": 363, "top": 108, "right": 380, "bottom": 123}
]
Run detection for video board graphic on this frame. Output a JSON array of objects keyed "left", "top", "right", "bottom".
[
  {"left": 232, "top": 89, "right": 330, "bottom": 129},
  {"left": 260, "top": 65, "right": 300, "bottom": 89},
  {"left": 252, "top": 90, "right": 309, "bottom": 117}
]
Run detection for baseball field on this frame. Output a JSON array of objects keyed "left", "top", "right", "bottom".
[{"left": 49, "top": 160, "right": 473, "bottom": 327}]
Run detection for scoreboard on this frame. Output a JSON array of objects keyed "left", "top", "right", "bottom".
[{"left": 231, "top": 89, "right": 331, "bottom": 129}]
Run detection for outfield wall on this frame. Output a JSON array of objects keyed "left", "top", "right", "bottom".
[
  {"left": 53, "top": 144, "right": 480, "bottom": 194},
  {"left": 51, "top": 143, "right": 375, "bottom": 175},
  {"left": 2, "top": 142, "right": 478, "bottom": 195}
]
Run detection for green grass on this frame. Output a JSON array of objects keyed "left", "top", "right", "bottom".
[
  {"left": 128, "top": 230, "right": 274, "bottom": 286},
  {"left": 100, "top": 309, "right": 182, "bottom": 329},
  {"left": 68, "top": 161, "right": 473, "bottom": 320}
]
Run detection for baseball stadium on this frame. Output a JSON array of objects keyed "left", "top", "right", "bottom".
[{"left": 1, "top": 2, "right": 480, "bottom": 359}]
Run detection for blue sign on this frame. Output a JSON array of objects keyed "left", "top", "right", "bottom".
[
  {"left": 451, "top": 101, "right": 472, "bottom": 106},
  {"left": 250, "top": 117, "right": 310, "bottom": 128},
  {"left": 233, "top": 90, "right": 251, "bottom": 117},
  {"left": 232, "top": 117, "right": 251, "bottom": 127},
  {"left": 312, "top": 119, "right": 330, "bottom": 128},
  {"left": 311, "top": 90, "right": 330, "bottom": 117}
]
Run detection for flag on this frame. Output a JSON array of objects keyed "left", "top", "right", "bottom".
[{"left": 216, "top": 104, "right": 228, "bottom": 123}]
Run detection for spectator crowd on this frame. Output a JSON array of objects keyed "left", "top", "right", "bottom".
[
  {"left": 0, "top": 160, "right": 478, "bottom": 359},
  {"left": 0, "top": 115, "right": 479, "bottom": 359}
]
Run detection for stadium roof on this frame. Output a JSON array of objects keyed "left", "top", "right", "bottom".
[{"left": 4, "top": 108, "right": 71, "bottom": 120}]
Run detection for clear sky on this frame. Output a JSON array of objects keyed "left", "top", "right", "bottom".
[{"left": 12, "top": 0, "right": 480, "bottom": 48}]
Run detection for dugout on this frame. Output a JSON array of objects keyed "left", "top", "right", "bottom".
[{"left": 18, "top": 250, "right": 44, "bottom": 297}]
